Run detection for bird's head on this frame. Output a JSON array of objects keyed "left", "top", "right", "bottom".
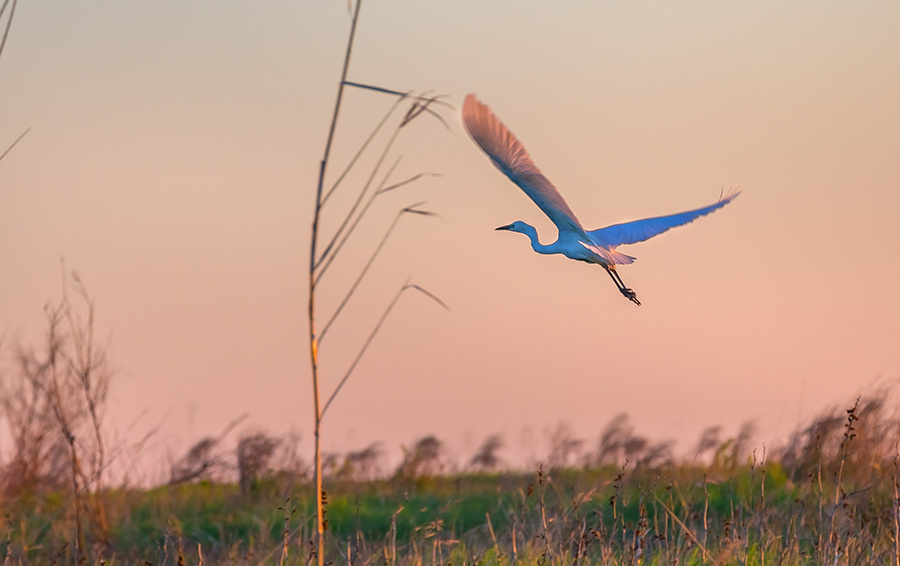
[{"left": 495, "top": 221, "right": 527, "bottom": 234}]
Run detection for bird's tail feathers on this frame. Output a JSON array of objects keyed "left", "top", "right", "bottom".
[{"left": 580, "top": 242, "right": 636, "bottom": 265}]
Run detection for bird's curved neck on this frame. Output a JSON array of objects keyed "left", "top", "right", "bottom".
[{"left": 519, "top": 224, "right": 557, "bottom": 254}]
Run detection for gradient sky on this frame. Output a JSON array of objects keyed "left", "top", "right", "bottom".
[{"left": 2, "top": 1, "right": 899, "bottom": 478}]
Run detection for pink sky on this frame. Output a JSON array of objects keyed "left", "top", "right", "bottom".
[{"left": 2, "top": 1, "right": 899, "bottom": 477}]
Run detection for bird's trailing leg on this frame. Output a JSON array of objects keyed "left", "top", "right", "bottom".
[{"left": 603, "top": 265, "right": 641, "bottom": 306}]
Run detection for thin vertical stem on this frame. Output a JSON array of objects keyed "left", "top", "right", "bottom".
[
  {"left": 309, "top": 3, "right": 363, "bottom": 566},
  {"left": 0, "top": 0, "right": 18, "bottom": 63},
  {"left": 894, "top": 455, "right": 900, "bottom": 566}
]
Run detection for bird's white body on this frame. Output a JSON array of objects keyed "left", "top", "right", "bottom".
[
  {"left": 462, "top": 93, "right": 739, "bottom": 305},
  {"left": 505, "top": 221, "right": 600, "bottom": 263}
]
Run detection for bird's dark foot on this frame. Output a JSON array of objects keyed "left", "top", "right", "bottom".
[{"left": 622, "top": 288, "right": 641, "bottom": 306}]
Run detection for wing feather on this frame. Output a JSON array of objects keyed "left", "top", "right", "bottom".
[
  {"left": 462, "top": 94, "right": 584, "bottom": 235},
  {"left": 588, "top": 189, "right": 741, "bottom": 248}
]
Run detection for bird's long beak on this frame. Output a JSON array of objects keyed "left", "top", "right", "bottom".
[{"left": 495, "top": 224, "right": 513, "bottom": 231}]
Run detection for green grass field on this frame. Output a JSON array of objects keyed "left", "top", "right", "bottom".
[
  {"left": 2, "top": 363, "right": 897, "bottom": 566},
  {"left": 4, "top": 429, "right": 900, "bottom": 566}
]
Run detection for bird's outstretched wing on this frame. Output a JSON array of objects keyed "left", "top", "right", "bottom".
[
  {"left": 462, "top": 94, "right": 585, "bottom": 235},
  {"left": 588, "top": 189, "right": 741, "bottom": 248}
]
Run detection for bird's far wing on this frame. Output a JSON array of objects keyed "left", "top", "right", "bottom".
[
  {"left": 462, "top": 94, "right": 585, "bottom": 235},
  {"left": 588, "top": 189, "right": 741, "bottom": 248}
]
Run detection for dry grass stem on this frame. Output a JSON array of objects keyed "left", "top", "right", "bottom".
[{"left": 656, "top": 496, "right": 714, "bottom": 564}]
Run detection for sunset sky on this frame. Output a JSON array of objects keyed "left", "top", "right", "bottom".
[{"left": 2, "top": 1, "right": 899, "bottom": 477}]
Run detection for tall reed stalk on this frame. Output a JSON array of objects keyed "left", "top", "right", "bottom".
[
  {"left": 0, "top": 0, "right": 30, "bottom": 165},
  {"left": 307, "top": 3, "right": 362, "bottom": 561},
  {"left": 306, "top": 3, "right": 447, "bottom": 565}
]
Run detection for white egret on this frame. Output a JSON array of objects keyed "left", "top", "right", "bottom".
[{"left": 462, "top": 93, "right": 740, "bottom": 306}]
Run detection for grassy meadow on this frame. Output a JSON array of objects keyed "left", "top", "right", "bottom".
[{"left": 3, "top": 392, "right": 900, "bottom": 565}]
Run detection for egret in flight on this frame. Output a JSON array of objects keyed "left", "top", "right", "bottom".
[{"left": 462, "top": 94, "right": 740, "bottom": 306}]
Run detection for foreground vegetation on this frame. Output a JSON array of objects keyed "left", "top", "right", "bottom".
[
  {"left": 3, "top": 393, "right": 900, "bottom": 565},
  {"left": 1, "top": 264, "right": 897, "bottom": 565}
]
